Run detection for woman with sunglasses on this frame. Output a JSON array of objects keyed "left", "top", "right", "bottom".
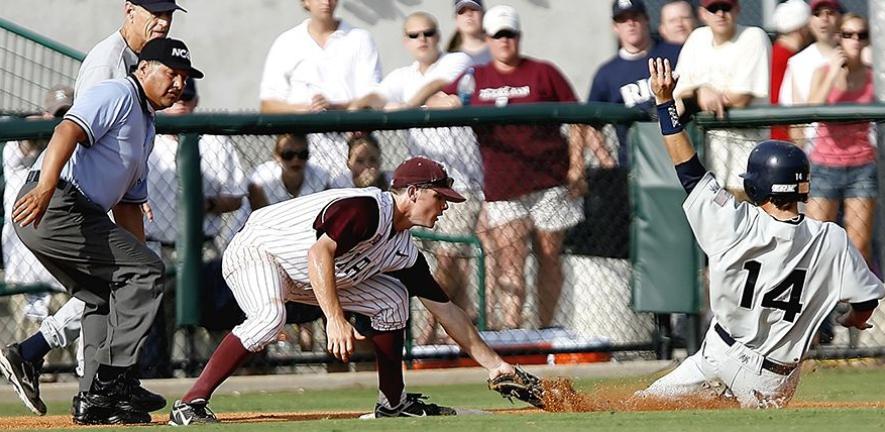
[
  {"left": 247, "top": 134, "right": 332, "bottom": 211},
  {"left": 806, "top": 13, "right": 877, "bottom": 265}
]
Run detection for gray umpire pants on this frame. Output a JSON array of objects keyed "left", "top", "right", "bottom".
[{"left": 14, "top": 179, "right": 165, "bottom": 392}]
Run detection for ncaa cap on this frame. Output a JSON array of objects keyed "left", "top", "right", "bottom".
[
  {"left": 138, "top": 38, "right": 204, "bottom": 79},
  {"left": 392, "top": 157, "right": 466, "bottom": 203},
  {"left": 129, "top": 0, "right": 187, "bottom": 13}
]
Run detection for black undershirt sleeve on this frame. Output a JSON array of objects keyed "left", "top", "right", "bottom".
[
  {"left": 386, "top": 253, "right": 451, "bottom": 303},
  {"left": 675, "top": 154, "right": 707, "bottom": 194}
]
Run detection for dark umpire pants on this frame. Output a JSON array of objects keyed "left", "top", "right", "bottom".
[{"left": 14, "top": 179, "right": 165, "bottom": 392}]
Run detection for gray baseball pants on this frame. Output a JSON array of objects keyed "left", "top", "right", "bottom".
[{"left": 14, "top": 180, "right": 164, "bottom": 392}]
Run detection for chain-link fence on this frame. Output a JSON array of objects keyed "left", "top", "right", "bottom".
[
  {"left": 695, "top": 106, "right": 885, "bottom": 360},
  {"left": 0, "top": 106, "right": 662, "bottom": 378},
  {"left": 0, "top": 17, "right": 83, "bottom": 116}
]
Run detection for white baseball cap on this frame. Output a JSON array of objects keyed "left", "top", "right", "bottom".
[
  {"left": 773, "top": 0, "right": 810, "bottom": 34},
  {"left": 483, "top": 5, "right": 520, "bottom": 36}
]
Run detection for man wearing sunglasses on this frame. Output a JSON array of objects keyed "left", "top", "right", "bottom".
[
  {"left": 169, "top": 156, "right": 527, "bottom": 424},
  {"left": 429, "top": 5, "right": 586, "bottom": 330},
  {"left": 673, "top": 0, "right": 770, "bottom": 202}
]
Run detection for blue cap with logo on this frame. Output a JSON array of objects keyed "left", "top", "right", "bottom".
[{"left": 612, "top": 0, "right": 647, "bottom": 19}]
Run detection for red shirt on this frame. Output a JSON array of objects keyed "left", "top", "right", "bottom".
[
  {"left": 443, "top": 57, "right": 578, "bottom": 201},
  {"left": 770, "top": 42, "right": 796, "bottom": 141}
]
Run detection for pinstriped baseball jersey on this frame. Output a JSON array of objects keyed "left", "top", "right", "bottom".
[
  {"left": 237, "top": 187, "right": 419, "bottom": 290},
  {"left": 684, "top": 173, "right": 885, "bottom": 364}
]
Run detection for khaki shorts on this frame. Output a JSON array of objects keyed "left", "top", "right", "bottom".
[{"left": 484, "top": 186, "right": 584, "bottom": 232}]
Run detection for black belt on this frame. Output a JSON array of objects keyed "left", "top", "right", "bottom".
[
  {"left": 26, "top": 171, "right": 72, "bottom": 189},
  {"left": 714, "top": 323, "right": 796, "bottom": 376}
]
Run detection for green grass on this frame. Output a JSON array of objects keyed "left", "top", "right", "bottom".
[{"left": 5, "top": 366, "right": 885, "bottom": 431}]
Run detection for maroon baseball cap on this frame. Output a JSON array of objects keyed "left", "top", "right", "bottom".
[
  {"left": 810, "top": 0, "right": 844, "bottom": 13},
  {"left": 392, "top": 157, "right": 466, "bottom": 203},
  {"left": 701, "top": 0, "right": 738, "bottom": 8}
]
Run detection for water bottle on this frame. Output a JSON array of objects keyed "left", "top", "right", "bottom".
[{"left": 457, "top": 68, "right": 475, "bottom": 106}]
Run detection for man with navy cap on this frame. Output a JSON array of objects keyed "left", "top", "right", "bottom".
[
  {"left": 76, "top": 1, "right": 187, "bottom": 97},
  {"left": 10, "top": 38, "right": 202, "bottom": 425}
]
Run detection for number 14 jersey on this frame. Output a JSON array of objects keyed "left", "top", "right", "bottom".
[{"left": 684, "top": 173, "right": 884, "bottom": 364}]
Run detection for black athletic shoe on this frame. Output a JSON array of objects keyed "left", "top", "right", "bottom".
[
  {"left": 0, "top": 343, "right": 46, "bottom": 415},
  {"left": 74, "top": 371, "right": 152, "bottom": 425},
  {"left": 373, "top": 393, "right": 457, "bottom": 418},
  {"left": 168, "top": 399, "right": 218, "bottom": 426},
  {"left": 127, "top": 370, "right": 167, "bottom": 412}
]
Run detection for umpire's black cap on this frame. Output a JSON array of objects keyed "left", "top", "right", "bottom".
[
  {"left": 139, "top": 38, "right": 204, "bottom": 79},
  {"left": 130, "top": 0, "right": 187, "bottom": 13}
]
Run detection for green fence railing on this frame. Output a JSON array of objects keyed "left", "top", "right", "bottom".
[{"left": 0, "top": 16, "right": 85, "bottom": 114}]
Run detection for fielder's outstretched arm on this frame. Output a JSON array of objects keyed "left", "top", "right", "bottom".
[{"left": 649, "top": 58, "right": 706, "bottom": 195}]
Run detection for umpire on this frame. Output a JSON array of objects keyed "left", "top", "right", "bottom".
[{"left": 12, "top": 38, "right": 203, "bottom": 425}]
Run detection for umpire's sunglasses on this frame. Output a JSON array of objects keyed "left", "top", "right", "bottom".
[{"left": 280, "top": 148, "right": 310, "bottom": 161}]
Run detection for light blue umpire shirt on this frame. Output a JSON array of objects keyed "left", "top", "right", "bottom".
[{"left": 31, "top": 75, "right": 155, "bottom": 213}]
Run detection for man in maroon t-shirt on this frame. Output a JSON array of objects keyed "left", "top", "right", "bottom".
[
  {"left": 168, "top": 157, "right": 526, "bottom": 424},
  {"left": 431, "top": 5, "right": 586, "bottom": 329}
]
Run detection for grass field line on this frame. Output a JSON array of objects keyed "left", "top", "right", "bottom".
[{"left": 5, "top": 360, "right": 674, "bottom": 404}]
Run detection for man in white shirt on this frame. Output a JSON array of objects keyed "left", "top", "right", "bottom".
[
  {"left": 779, "top": 0, "right": 843, "bottom": 145},
  {"left": 350, "top": 12, "right": 483, "bottom": 343},
  {"left": 259, "top": 0, "right": 382, "bottom": 179},
  {"left": 674, "top": 0, "right": 770, "bottom": 200}
]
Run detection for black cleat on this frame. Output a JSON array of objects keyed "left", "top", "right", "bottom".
[
  {"left": 74, "top": 369, "right": 152, "bottom": 425},
  {"left": 372, "top": 393, "right": 457, "bottom": 418},
  {"left": 127, "top": 370, "right": 166, "bottom": 412},
  {"left": 0, "top": 343, "right": 46, "bottom": 415},
  {"left": 168, "top": 399, "right": 219, "bottom": 426}
]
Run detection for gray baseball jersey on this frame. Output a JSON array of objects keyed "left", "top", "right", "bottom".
[{"left": 684, "top": 173, "right": 884, "bottom": 364}]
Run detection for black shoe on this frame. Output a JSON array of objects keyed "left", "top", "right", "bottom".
[
  {"left": 126, "top": 370, "right": 166, "bottom": 412},
  {"left": 169, "top": 399, "right": 218, "bottom": 426},
  {"left": 75, "top": 370, "right": 152, "bottom": 425},
  {"left": 0, "top": 343, "right": 46, "bottom": 415},
  {"left": 372, "top": 393, "right": 457, "bottom": 418}
]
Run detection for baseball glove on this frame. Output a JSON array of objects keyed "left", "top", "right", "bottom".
[{"left": 488, "top": 366, "right": 545, "bottom": 409}]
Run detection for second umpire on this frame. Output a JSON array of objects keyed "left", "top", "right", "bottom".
[{"left": 12, "top": 38, "right": 203, "bottom": 425}]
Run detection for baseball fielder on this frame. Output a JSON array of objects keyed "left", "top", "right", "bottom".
[
  {"left": 169, "top": 157, "right": 531, "bottom": 425},
  {"left": 637, "top": 58, "right": 884, "bottom": 408}
]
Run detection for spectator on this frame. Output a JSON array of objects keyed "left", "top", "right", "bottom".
[
  {"left": 75, "top": 0, "right": 182, "bottom": 97},
  {"left": 3, "top": 87, "right": 69, "bottom": 348},
  {"left": 587, "top": 0, "right": 682, "bottom": 167},
  {"left": 430, "top": 5, "right": 587, "bottom": 329},
  {"left": 259, "top": 0, "right": 382, "bottom": 179},
  {"left": 658, "top": 0, "right": 697, "bottom": 45},
  {"left": 674, "top": 0, "right": 770, "bottom": 201},
  {"left": 247, "top": 134, "right": 333, "bottom": 210},
  {"left": 331, "top": 133, "right": 391, "bottom": 189},
  {"left": 770, "top": 0, "right": 811, "bottom": 141},
  {"left": 780, "top": 0, "right": 843, "bottom": 143},
  {"left": 447, "top": 0, "right": 491, "bottom": 66},
  {"left": 349, "top": 11, "right": 483, "bottom": 343},
  {"left": 806, "top": 13, "right": 876, "bottom": 263},
  {"left": 140, "top": 78, "right": 247, "bottom": 378}
]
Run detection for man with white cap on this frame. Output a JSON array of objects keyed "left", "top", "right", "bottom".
[
  {"left": 770, "top": 0, "right": 811, "bottom": 140},
  {"left": 430, "top": 5, "right": 587, "bottom": 330}
]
